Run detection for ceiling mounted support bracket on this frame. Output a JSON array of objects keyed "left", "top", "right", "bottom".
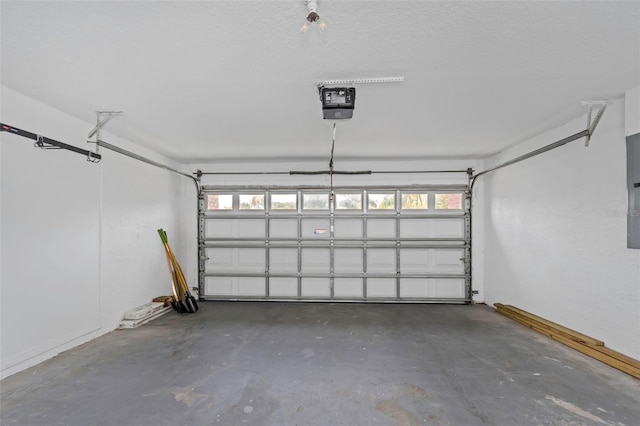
[
  {"left": 87, "top": 110, "right": 123, "bottom": 155},
  {"left": 581, "top": 100, "right": 609, "bottom": 147}
]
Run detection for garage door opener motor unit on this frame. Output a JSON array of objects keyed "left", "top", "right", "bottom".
[{"left": 320, "top": 87, "right": 355, "bottom": 119}]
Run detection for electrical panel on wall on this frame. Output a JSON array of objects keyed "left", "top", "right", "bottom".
[{"left": 627, "top": 133, "right": 640, "bottom": 249}]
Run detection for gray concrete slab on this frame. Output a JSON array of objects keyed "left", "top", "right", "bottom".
[{"left": 1, "top": 302, "right": 638, "bottom": 426}]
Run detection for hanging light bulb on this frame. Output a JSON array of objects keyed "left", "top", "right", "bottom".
[{"left": 301, "top": 0, "right": 326, "bottom": 33}]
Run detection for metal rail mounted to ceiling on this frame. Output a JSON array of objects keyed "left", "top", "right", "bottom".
[
  {"left": 83, "top": 111, "right": 201, "bottom": 191},
  {"left": 1, "top": 123, "right": 102, "bottom": 162},
  {"left": 96, "top": 140, "right": 199, "bottom": 191},
  {"left": 0, "top": 118, "right": 198, "bottom": 190},
  {"left": 469, "top": 101, "right": 609, "bottom": 191}
]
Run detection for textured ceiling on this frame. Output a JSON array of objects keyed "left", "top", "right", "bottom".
[{"left": 1, "top": 1, "right": 639, "bottom": 163}]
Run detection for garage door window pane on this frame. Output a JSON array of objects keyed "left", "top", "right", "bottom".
[
  {"left": 207, "top": 194, "right": 233, "bottom": 210},
  {"left": 435, "top": 193, "right": 463, "bottom": 210},
  {"left": 271, "top": 193, "right": 297, "bottom": 210},
  {"left": 336, "top": 193, "right": 362, "bottom": 210},
  {"left": 369, "top": 193, "right": 395, "bottom": 210},
  {"left": 239, "top": 194, "right": 265, "bottom": 210},
  {"left": 401, "top": 193, "right": 428, "bottom": 209},
  {"left": 303, "top": 193, "right": 329, "bottom": 210}
]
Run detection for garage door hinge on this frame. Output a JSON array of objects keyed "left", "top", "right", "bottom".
[{"left": 471, "top": 290, "right": 479, "bottom": 295}]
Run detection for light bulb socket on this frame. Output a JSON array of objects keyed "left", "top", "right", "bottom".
[{"left": 306, "top": 11, "right": 320, "bottom": 23}]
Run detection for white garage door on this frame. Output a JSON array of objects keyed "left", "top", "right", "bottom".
[{"left": 198, "top": 186, "right": 471, "bottom": 303}]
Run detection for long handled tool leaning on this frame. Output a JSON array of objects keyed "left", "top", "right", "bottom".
[
  {"left": 160, "top": 229, "right": 198, "bottom": 312},
  {"left": 161, "top": 240, "right": 188, "bottom": 313},
  {"left": 158, "top": 229, "right": 198, "bottom": 313}
]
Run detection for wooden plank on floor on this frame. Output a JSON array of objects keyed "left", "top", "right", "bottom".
[
  {"left": 495, "top": 305, "right": 601, "bottom": 348},
  {"left": 585, "top": 342, "right": 640, "bottom": 370},
  {"left": 495, "top": 305, "right": 640, "bottom": 379},
  {"left": 535, "top": 325, "right": 640, "bottom": 379},
  {"left": 501, "top": 304, "right": 604, "bottom": 346}
]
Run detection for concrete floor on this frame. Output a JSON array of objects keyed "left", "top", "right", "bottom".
[{"left": 1, "top": 302, "right": 638, "bottom": 426}]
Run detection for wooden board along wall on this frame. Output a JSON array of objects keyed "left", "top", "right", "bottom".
[{"left": 495, "top": 303, "right": 640, "bottom": 379}]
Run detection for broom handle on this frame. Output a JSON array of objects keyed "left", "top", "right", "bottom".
[
  {"left": 169, "top": 246, "right": 189, "bottom": 293},
  {"left": 160, "top": 230, "right": 190, "bottom": 294},
  {"left": 158, "top": 229, "right": 184, "bottom": 300},
  {"left": 162, "top": 244, "right": 181, "bottom": 301}
]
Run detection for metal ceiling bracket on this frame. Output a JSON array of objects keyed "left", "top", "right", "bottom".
[
  {"left": 87, "top": 110, "right": 123, "bottom": 156},
  {"left": 581, "top": 100, "right": 609, "bottom": 147}
]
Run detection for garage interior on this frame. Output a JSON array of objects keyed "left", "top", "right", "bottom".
[{"left": 1, "top": 1, "right": 639, "bottom": 425}]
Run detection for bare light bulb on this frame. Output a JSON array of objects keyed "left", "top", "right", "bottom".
[{"left": 301, "top": 1, "right": 326, "bottom": 33}]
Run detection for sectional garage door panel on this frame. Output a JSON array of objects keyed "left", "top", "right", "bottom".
[
  {"left": 399, "top": 248, "right": 465, "bottom": 274},
  {"left": 199, "top": 186, "right": 471, "bottom": 303},
  {"left": 269, "top": 278, "right": 298, "bottom": 297},
  {"left": 302, "top": 278, "right": 331, "bottom": 297},
  {"left": 205, "top": 248, "right": 265, "bottom": 273},
  {"left": 367, "top": 279, "right": 397, "bottom": 298},
  {"left": 206, "top": 277, "right": 266, "bottom": 297},
  {"left": 269, "top": 248, "right": 298, "bottom": 272},
  {"left": 367, "top": 219, "right": 396, "bottom": 238},
  {"left": 270, "top": 219, "right": 297, "bottom": 238},
  {"left": 399, "top": 218, "right": 465, "bottom": 239},
  {"left": 301, "top": 248, "right": 330, "bottom": 272},
  {"left": 334, "top": 278, "right": 364, "bottom": 298},
  {"left": 334, "top": 219, "right": 363, "bottom": 238},
  {"left": 399, "top": 278, "right": 466, "bottom": 298},
  {"left": 334, "top": 249, "right": 363, "bottom": 272},
  {"left": 367, "top": 249, "right": 396, "bottom": 273}
]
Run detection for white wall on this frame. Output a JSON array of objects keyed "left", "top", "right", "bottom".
[
  {"left": 0, "top": 86, "right": 187, "bottom": 378},
  {"left": 482, "top": 95, "right": 640, "bottom": 359},
  {"left": 626, "top": 85, "right": 640, "bottom": 136},
  {"left": 186, "top": 157, "right": 485, "bottom": 302}
]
